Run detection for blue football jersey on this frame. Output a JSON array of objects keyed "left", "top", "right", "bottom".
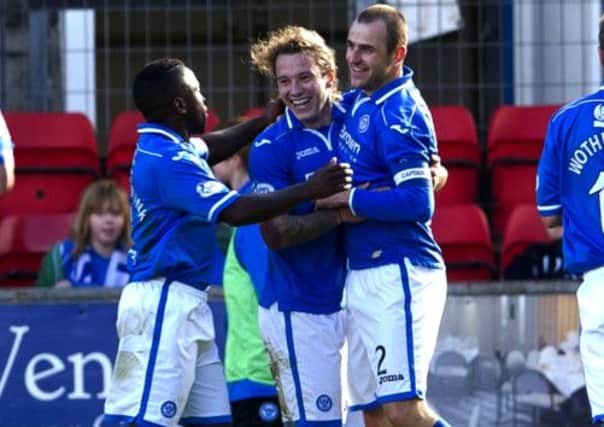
[
  {"left": 536, "top": 87, "right": 604, "bottom": 274},
  {"left": 249, "top": 106, "right": 347, "bottom": 314},
  {"left": 128, "top": 123, "right": 240, "bottom": 287},
  {"left": 337, "top": 67, "right": 443, "bottom": 269}
]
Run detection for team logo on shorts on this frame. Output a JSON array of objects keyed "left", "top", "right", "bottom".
[
  {"left": 259, "top": 401, "right": 279, "bottom": 422},
  {"left": 315, "top": 394, "right": 333, "bottom": 412},
  {"left": 358, "top": 114, "right": 370, "bottom": 133},
  {"left": 160, "top": 400, "right": 177, "bottom": 418}
]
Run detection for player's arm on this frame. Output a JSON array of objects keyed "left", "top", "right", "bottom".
[
  {"left": 0, "top": 112, "right": 15, "bottom": 193},
  {"left": 318, "top": 171, "right": 433, "bottom": 222},
  {"left": 0, "top": 152, "right": 15, "bottom": 193},
  {"left": 219, "top": 159, "right": 352, "bottom": 226},
  {"left": 259, "top": 207, "right": 359, "bottom": 250},
  {"left": 536, "top": 118, "right": 562, "bottom": 230},
  {"left": 204, "top": 100, "right": 284, "bottom": 165}
]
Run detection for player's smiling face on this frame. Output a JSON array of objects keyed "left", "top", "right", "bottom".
[
  {"left": 275, "top": 52, "right": 333, "bottom": 129},
  {"left": 346, "top": 19, "right": 403, "bottom": 95}
]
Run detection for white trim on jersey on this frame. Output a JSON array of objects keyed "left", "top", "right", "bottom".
[
  {"left": 352, "top": 95, "right": 370, "bottom": 117},
  {"left": 302, "top": 123, "right": 334, "bottom": 151},
  {"left": 333, "top": 101, "right": 346, "bottom": 114},
  {"left": 208, "top": 190, "right": 239, "bottom": 222},
  {"left": 136, "top": 147, "right": 164, "bottom": 158},
  {"left": 138, "top": 127, "right": 182, "bottom": 144},
  {"left": 348, "top": 188, "right": 359, "bottom": 217},
  {"left": 393, "top": 167, "right": 431, "bottom": 186},
  {"left": 374, "top": 80, "right": 414, "bottom": 106},
  {"left": 537, "top": 203, "right": 562, "bottom": 212}
]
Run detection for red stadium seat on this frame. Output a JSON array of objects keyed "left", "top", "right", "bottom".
[
  {"left": 107, "top": 109, "right": 221, "bottom": 193},
  {"left": 500, "top": 204, "right": 551, "bottom": 276},
  {"left": 487, "top": 105, "right": 561, "bottom": 235},
  {"left": 0, "top": 112, "right": 99, "bottom": 216},
  {"left": 0, "top": 213, "right": 74, "bottom": 287},
  {"left": 430, "top": 105, "right": 481, "bottom": 205},
  {"left": 432, "top": 204, "right": 496, "bottom": 281}
]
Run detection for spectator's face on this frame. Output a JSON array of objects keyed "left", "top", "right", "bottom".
[
  {"left": 89, "top": 203, "right": 125, "bottom": 249},
  {"left": 275, "top": 52, "right": 333, "bottom": 129},
  {"left": 180, "top": 67, "right": 208, "bottom": 134},
  {"left": 346, "top": 19, "right": 399, "bottom": 94}
]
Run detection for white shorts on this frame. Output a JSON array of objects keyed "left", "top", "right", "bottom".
[
  {"left": 344, "top": 260, "right": 447, "bottom": 410},
  {"left": 258, "top": 303, "right": 344, "bottom": 425},
  {"left": 577, "top": 267, "right": 604, "bottom": 422},
  {"left": 103, "top": 279, "right": 231, "bottom": 427}
]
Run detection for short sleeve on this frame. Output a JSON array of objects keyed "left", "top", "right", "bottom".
[
  {"left": 157, "top": 149, "right": 239, "bottom": 222},
  {"left": 536, "top": 119, "right": 562, "bottom": 217}
]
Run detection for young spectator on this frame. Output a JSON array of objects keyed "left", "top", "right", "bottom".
[{"left": 36, "top": 179, "right": 131, "bottom": 288}]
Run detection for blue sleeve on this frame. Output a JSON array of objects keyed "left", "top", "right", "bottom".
[
  {"left": 233, "top": 225, "right": 268, "bottom": 295},
  {"left": 157, "top": 150, "right": 239, "bottom": 223},
  {"left": 537, "top": 118, "right": 563, "bottom": 217},
  {"left": 350, "top": 108, "right": 435, "bottom": 222},
  {"left": 249, "top": 132, "right": 290, "bottom": 193}
]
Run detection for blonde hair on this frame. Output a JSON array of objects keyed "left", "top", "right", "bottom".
[
  {"left": 251, "top": 25, "right": 340, "bottom": 100},
  {"left": 71, "top": 180, "right": 131, "bottom": 257}
]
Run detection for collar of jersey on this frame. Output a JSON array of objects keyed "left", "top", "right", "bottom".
[
  {"left": 137, "top": 122, "right": 185, "bottom": 144},
  {"left": 355, "top": 65, "right": 415, "bottom": 106},
  {"left": 284, "top": 101, "right": 346, "bottom": 131}
]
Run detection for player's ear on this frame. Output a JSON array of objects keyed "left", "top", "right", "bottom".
[
  {"left": 325, "top": 69, "right": 335, "bottom": 88},
  {"left": 173, "top": 96, "right": 187, "bottom": 115},
  {"left": 393, "top": 46, "right": 406, "bottom": 65}
]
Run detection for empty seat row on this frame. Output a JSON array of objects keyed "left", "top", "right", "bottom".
[{"left": 0, "top": 203, "right": 551, "bottom": 287}]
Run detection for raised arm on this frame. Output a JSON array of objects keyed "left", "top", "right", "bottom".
[{"left": 204, "top": 100, "right": 284, "bottom": 165}]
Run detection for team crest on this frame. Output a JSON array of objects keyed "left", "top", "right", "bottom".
[
  {"left": 258, "top": 402, "right": 279, "bottom": 422},
  {"left": 160, "top": 400, "right": 177, "bottom": 418},
  {"left": 315, "top": 394, "right": 333, "bottom": 412},
  {"left": 358, "top": 114, "right": 370, "bottom": 133},
  {"left": 594, "top": 104, "right": 604, "bottom": 127}
]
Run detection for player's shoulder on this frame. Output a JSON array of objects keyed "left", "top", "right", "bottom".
[
  {"left": 251, "top": 116, "right": 290, "bottom": 152},
  {"left": 552, "top": 88, "right": 604, "bottom": 124}
]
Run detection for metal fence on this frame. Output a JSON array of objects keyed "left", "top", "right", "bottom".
[{"left": 1, "top": 0, "right": 601, "bottom": 153}]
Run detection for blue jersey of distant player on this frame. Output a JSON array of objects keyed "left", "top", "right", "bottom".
[
  {"left": 337, "top": 66, "right": 443, "bottom": 269},
  {"left": 249, "top": 106, "right": 347, "bottom": 314},
  {"left": 537, "top": 87, "right": 604, "bottom": 275},
  {"left": 128, "top": 123, "right": 240, "bottom": 288}
]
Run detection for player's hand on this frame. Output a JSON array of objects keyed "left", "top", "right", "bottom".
[
  {"left": 430, "top": 154, "right": 448, "bottom": 192},
  {"left": 315, "top": 189, "right": 350, "bottom": 209},
  {"left": 305, "top": 158, "right": 353, "bottom": 199},
  {"left": 261, "top": 98, "right": 285, "bottom": 124}
]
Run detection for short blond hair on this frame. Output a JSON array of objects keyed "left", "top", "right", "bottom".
[{"left": 251, "top": 25, "right": 340, "bottom": 100}]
